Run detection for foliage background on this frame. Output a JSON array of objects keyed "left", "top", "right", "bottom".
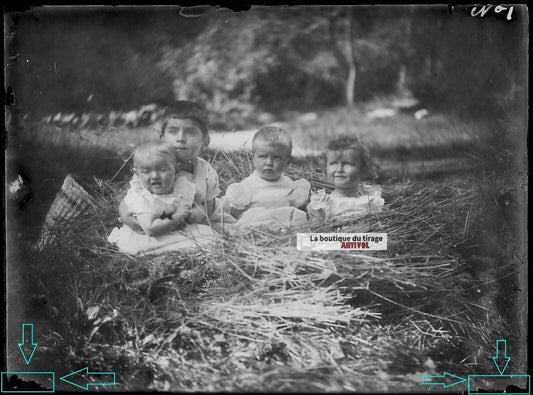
[
  {"left": 3, "top": 4, "right": 528, "bottom": 392},
  {"left": 6, "top": 5, "right": 527, "bottom": 128}
]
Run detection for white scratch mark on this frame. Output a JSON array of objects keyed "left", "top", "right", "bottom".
[{"left": 9, "top": 175, "right": 24, "bottom": 194}]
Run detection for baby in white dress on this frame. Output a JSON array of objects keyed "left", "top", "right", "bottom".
[
  {"left": 108, "top": 140, "right": 217, "bottom": 255},
  {"left": 224, "top": 126, "right": 310, "bottom": 232},
  {"left": 307, "top": 135, "right": 384, "bottom": 222}
]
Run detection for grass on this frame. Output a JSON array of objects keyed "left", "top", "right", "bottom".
[
  {"left": 8, "top": 163, "right": 517, "bottom": 392},
  {"left": 287, "top": 105, "right": 493, "bottom": 159},
  {"left": 4, "top": 108, "right": 526, "bottom": 392}
]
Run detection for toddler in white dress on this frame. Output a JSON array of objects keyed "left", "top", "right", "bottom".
[
  {"left": 119, "top": 100, "right": 231, "bottom": 228},
  {"left": 108, "top": 140, "right": 217, "bottom": 255},
  {"left": 224, "top": 126, "right": 310, "bottom": 232},
  {"left": 307, "top": 135, "right": 384, "bottom": 222}
]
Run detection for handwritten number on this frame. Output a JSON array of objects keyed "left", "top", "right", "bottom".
[
  {"left": 506, "top": 6, "right": 514, "bottom": 21},
  {"left": 471, "top": 5, "right": 492, "bottom": 18},
  {"left": 471, "top": 4, "right": 513, "bottom": 20}
]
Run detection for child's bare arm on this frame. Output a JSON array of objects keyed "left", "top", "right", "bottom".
[
  {"left": 188, "top": 206, "right": 205, "bottom": 224},
  {"left": 118, "top": 198, "right": 144, "bottom": 233},
  {"left": 136, "top": 209, "right": 189, "bottom": 237}
]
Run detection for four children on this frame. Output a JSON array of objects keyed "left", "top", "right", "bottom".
[{"left": 109, "top": 100, "right": 385, "bottom": 255}]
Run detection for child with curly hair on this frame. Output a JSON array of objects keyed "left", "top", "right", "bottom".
[{"left": 307, "top": 135, "right": 384, "bottom": 222}]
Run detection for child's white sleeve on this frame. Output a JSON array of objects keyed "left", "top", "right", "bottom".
[
  {"left": 124, "top": 190, "right": 157, "bottom": 216},
  {"left": 306, "top": 189, "right": 331, "bottom": 221},
  {"left": 205, "top": 166, "right": 221, "bottom": 201},
  {"left": 225, "top": 182, "right": 251, "bottom": 210},
  {"left": 368, "top": 187, "right": 385, "bottom": 213},
  {"left": 307, "top": 189, "right": 330, "bottom": 210},
  {"left": 174, "top": 176, "right": 197, "bottom": 209},
  {"left": 290, "top": 179, "right": 311, "bottom": 207},
  {"left": 124, "top": 175, "right": 159, "bottom": 216}
]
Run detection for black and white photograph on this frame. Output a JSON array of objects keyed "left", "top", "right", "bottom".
[{"left": 4, "top": 4, "right": 528, "bottom": 392}]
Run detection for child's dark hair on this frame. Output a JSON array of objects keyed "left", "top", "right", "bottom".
[
  {"left": 326, "top": 135, "right": 372, "bottom": 179},
  {"left": 160, "top": 100, "right": 209, "bottom": 138},
  {"left": 252, "top": 126, "right": 293, "bottom": 157}
]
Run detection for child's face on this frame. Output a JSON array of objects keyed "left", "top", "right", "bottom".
[
  {"left": 252, "top": 141, "right": 288, "bottom": 182},
  {"left": 326, "top": 148, "right": 362, "bottom": 191},
  {"left": 161, "top": 118, "right": 206, "bottom": 162},
  {"left": 135, "top": 153, "right": 176, "bottom": 195}
]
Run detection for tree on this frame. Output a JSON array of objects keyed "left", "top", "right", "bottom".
[
  {"left": 157, "top": 5, "right": 411, "bottom": 120},
  {"left": 406, "top": 5, "right": 526, "bottom": 116},
  {"left": 5, "top": 8, "right": 187, "bottom": 116}
]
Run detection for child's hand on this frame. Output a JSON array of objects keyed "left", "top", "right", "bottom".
[
  {"left": 288, "top": 179, "right": 312, "bottom": 208},
  {"left": 308, "top": 208, "right": 326, "bottom": 223},
  {"left": 187, "top": 206, "right": 207, "bottom": 224},
  {"left": 121, "top": 213, "right": 145, "bottom": 233},
  {"left": 314, "top": 192, "right": 330, "bottom": 205},
  {"left": 306, "top": 190, "right": 330, "bottom": 223},
  {"left": 170, "top": 207, "right": 190, "bottom": 230}
]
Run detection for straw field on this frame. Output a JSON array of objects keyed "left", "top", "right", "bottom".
[
  {"left": 5, "top": 108, "right": 526, "bottom": 392},
  {"left": 11, "top": 148, "right": 521, "bottom": 392}
]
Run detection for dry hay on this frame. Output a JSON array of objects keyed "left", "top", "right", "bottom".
[{"left": 29, "top": 157, "right": 504, "bottom": 392}]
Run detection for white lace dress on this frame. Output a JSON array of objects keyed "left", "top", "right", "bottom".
[
  {"left": 307, "top": 184, "right": 385, "bottom": 221},
  {"left": 223, "top": 171, "right": 311, "bottom": 232},
  {"left": 108, "top": 175, "right": 218, "bottom": 255}
]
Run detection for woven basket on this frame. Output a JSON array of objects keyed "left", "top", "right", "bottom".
[{"left": 36, "top": 174, "right": 97, "bottom": 250}]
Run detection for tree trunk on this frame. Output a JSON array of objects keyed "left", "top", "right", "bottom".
[
  {"left": 326, "top": 8, "right": 357, "bottom": 108},
  {"left": 345, "top": 7, "right": 357, "bottom": 108},
  {"left": 346, "top": 63, "right": 356, "bottom": 108},
  {"left": 396, "top": 65, "right": 407, "bottom": 97}
]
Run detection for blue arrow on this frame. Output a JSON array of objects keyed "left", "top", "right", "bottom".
[
  {"left": 492, "top": 339, "right": 511, "bottom": 375},
  {"left": 18, "top": 323, "right": 38, "bottom": 364},
  {"left": 60, "top": 367, "right": 115, "bottom": 390},
  {"left": 421, "top": 372, "right": 466, "bottom": 388}
]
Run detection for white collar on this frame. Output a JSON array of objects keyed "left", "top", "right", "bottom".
[
  {"left": 129, "top": 174, "right": 195, "bottom": 206},
  {"left": 251, "top": 170, "right": 288, "bottom": 184}
]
